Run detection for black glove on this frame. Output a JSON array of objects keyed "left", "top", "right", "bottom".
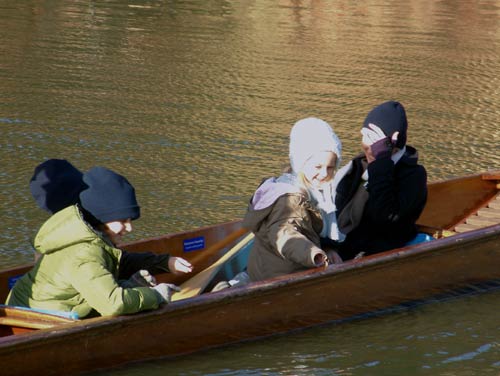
[{"left": 120, "top": 269, "right": 157, "bottom": 288}]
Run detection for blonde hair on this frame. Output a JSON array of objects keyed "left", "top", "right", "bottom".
[{"left": 296, "top": 171, "right": 313, "bottom": 201}]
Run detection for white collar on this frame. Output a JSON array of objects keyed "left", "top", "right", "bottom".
[{"left": 392, "top": 146, "right": 406, "bottom": 165}]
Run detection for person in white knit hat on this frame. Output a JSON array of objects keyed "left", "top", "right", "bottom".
[
  {"left": 289, "top": 117, "right": 342, "bottom": 176},
  {"left": 242, "top": 117, "right": 344, "bottom": 282}
]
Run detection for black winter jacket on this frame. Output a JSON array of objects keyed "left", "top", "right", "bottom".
[{"left": 335, "top": 146, "right": 427, "bottom": 259}]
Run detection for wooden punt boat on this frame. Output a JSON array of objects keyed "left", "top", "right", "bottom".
[{"left": 0, "top": 171, "right": 499, "bottom": 376}]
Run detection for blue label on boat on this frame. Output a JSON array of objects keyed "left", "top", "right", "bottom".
[
  {"left": 183, "top": 236, "right": 205, "bottom": 252},
  {"left": 8, "top": 275, "right": 22, "bottom": 290}
]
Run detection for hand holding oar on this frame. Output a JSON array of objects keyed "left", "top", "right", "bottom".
[{"left": 171, "top": 230, "right": 253, "bottom": 301}]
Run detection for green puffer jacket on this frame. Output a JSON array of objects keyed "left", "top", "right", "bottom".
[{"left": 6, "top": 205, "right": 160, "bottom": 318}]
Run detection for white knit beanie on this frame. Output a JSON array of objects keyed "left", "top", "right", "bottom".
[{"left": 289, "top": 117, "right": 342, "bottom": 174}]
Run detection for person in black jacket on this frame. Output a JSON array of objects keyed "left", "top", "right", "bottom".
[{"left": 333, "top": 101, "right": 427, "bottom": 260}]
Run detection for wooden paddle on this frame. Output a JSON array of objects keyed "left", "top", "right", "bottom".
[{"left": 171, "top": 231, "right": 255, "bottom": 301}]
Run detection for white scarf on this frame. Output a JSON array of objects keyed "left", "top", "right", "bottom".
[
  {"left": 278, "top": 173, "right": 344, "bottom": 242},
  {"left": 308, "top": 182, "right": 345, "bottom": 242}
]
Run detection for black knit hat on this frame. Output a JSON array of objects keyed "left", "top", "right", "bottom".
[
  {"left": 363, "top": 101, "right": 408, "bottom": 148},
  {"left": 79, "top": 167, "right": 140, "bottom": 223},
  {"left": 30, "top": 159, "right": 87, "bottom": 214}
]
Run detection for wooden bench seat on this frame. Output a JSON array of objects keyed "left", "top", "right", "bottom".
[{"left": 0, "top": 305, "right": 77, "bottom": 337}]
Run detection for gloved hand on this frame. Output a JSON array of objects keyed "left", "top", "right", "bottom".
[
  {"left": 168, "top": 256, "right": 193, "bottom": 275},
  {"left": 120, "top": 270, "right": 157, "bottom": 288},
  {"left": 361, "top": 123, "right": 397, "bottom": 160},
  {"left": 152, "top": 283, "right": 181, "bottom": 304}
]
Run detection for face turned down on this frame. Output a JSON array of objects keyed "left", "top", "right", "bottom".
[{"left": 100, "top": 219, "right": 133, "bottom": 245}]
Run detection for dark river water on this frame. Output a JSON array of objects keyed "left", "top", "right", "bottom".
[{"left": 1, "top": 1, "right": 499, "bottom": 375}]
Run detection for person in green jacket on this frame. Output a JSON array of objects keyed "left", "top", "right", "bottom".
[
  {"left": 6, "top": 166, "right": 186, "bottom": 318},
  {"left": 26, "top": 158, "right": 193, "bottom": 280}
]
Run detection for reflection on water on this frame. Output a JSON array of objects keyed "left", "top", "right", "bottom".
[
  {"left": 94, "top": 289, "right": 500, "bottom": 376},
  {"left": 1, "top": 1, "right": 499, "bottom": 264},
  {"left": 1, "top": 0, "right": 499, "bottom": 374}
]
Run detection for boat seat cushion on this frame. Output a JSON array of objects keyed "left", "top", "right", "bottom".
[{"left": 405, "top": 233, "right": 435, "bottom": 246}]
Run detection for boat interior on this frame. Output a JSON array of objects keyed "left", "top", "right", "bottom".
[
  {"left": 453, "top": 189, "right": 500, "bottom": 233},
  {"left": 417, "top": 172, "right": 500, "bottom": 237}
]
